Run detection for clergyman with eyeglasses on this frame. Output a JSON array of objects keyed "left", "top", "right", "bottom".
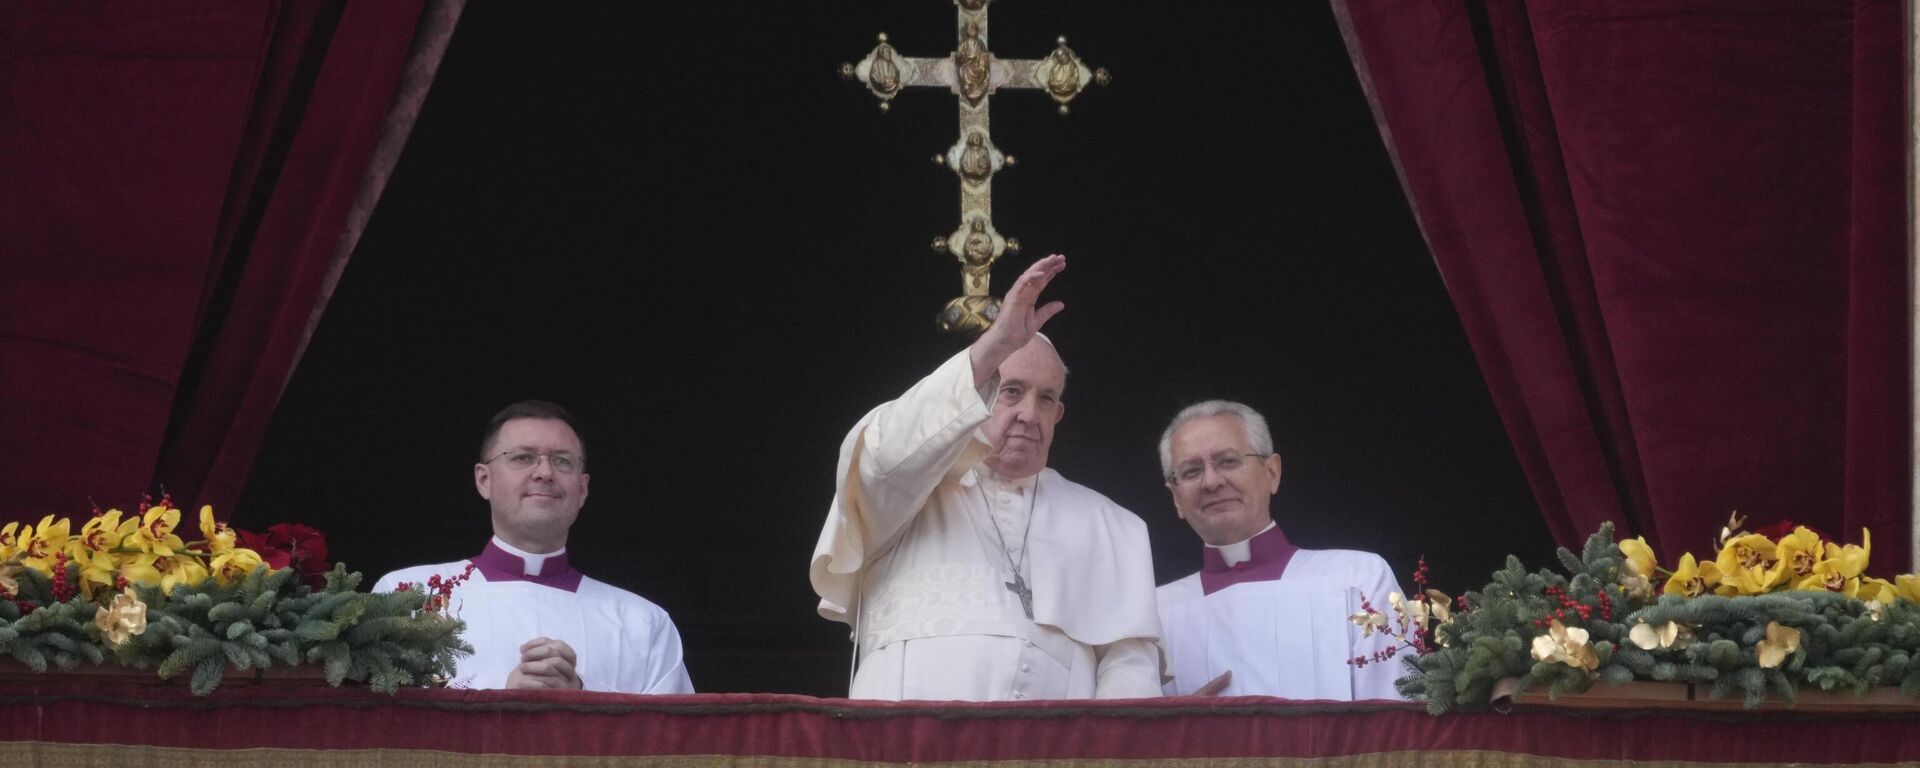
[
  {"left": 1153, "top": 401, "right": 1404, "bottom": 700},
  {"left": 810, "top": 254, "right": 1165, "bottom": 701},
  {"left": 373, "top": 400, "right": 694, "bottom": 694}
]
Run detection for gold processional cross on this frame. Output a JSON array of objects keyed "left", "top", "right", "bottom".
[{"left": 842, "top": 0, "right": 1110, "bottom": 334}]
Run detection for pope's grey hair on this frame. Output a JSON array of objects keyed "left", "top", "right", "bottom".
[{"left": 1157, "top": 400, "right": 1274, "bottom": 475}]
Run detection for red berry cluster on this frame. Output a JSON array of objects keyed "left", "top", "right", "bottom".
[
  {"left": 1533, "top": 584, "right": 1593, "bottom": 628},
  {"left": 399, "top": 562, "right": 478, "bottom": 614},
  {"left": 1350, "top": 646, "right": 1401, "bottom": 668},
  {"left": 1594, "top": 588, "right": 1614, "bottom": 621},
  {"left": 49, "top": 552, "right": 76, "bottom": 603},
  {"left": 1411, "top": 557, "right": 1431, "bottom": 591}
]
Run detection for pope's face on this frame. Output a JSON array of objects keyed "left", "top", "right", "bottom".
[
  {"left": 980, "top": 341, "right": 1066, "bottom": 479},
  {"left": 476, "top": 417, "right": 589, "bottom": 552},
  {"left": 1166, "top": 414, "right": 1280, "bottom": 546}
]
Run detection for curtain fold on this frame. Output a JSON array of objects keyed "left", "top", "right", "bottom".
[
  {"left": 1334, "top": 0, "right": 1909, "bottom": 569},
  {"left": 0, "top": 0, "right": 463, "bottom": 523}
]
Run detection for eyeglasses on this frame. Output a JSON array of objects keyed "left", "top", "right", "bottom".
[
  {"left": 484, "top": 451, "right": 582, "bottom": 475},
  {"left": 1167, "top": 453, "right": 1267, "bottom": 485}
]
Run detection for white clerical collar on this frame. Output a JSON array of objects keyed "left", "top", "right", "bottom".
[
  {"left": 975, "top": 466, "right": 1039, "bottom": 490},
  {"left": 490, "top": 536, "right": 566, "bottom": 577},
  {"left": 1206, "top": 521, "right": 1277, "bottom": 567}
]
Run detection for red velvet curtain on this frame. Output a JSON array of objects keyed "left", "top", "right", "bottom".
[
  {"left": 0, "top": 1, "right": 461, "bottom": 524},
  {"left": 1333, "top": 0, "right": 1909, "bottom": 568}
]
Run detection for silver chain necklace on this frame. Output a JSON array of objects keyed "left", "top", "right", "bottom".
[{"left": 976, "top": 474, "right": 1037, "bottom": 619}]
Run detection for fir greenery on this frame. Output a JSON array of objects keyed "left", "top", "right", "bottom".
[
  {"left": 1, "top": 562, "right": 468, "bottom": 695},
  {"left": 1398, "top": 523, "right": 1920, "bottom": 713}
]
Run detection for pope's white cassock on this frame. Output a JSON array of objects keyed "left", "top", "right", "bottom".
[
  {"left": 810, "top": 350, "right": 1164, "bottom": 700},
  {"left": 1157, "top": 523, "right": 1404, "bottom": 700},
  {"left": 374, "top": 538, "right": 694, "bottom": 694}
]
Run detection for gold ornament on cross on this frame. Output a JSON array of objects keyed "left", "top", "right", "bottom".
[{"left": 840, "top": 1, "right": 1110, "bottom": 334}]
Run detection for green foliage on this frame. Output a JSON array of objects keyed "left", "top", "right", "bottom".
[
  {"left": 1399, "top": 523, "right": 1920, "bottom": 712},
  {"left": 2, "top": 563, "right": 468, "bottom": 695}
]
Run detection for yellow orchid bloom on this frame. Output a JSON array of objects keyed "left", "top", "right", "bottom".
[
  {"left": 92, "top": 587, "right": 148, "bottom": 647},
  {"left": 1664, "top": 553, "right": 1723, "bottom": 597},
  {"left": 211, "top": 547, "right": 264, "bottom": 586},
  {"left": 1628, "top": 620, "right": 1695, "bottom": 650},
  {"left": 121, "top": 552, "right": 209, "bottom": 594},
  {"left": 1619, "top": 537, "right": 1658, "bottom": 578},
  {"left": 19, "top": 515, "right": 72, "bottom": 574},
  {"left": 1806, "top": 530, "right": 1871, "bottom": 595},
  {"left": 72, "top": 547, "right": 121, "bottom": 600},
  {"left": 0, "top": 521, "right": 19, "bottom": 560},
  {"left": 1756, "top": 622, "right": 1801, "bottom": 669},
  {"left": 1617, "top": 537, "right": 1659, "bottom": 600},
  {"left": 1715, "top": 533, "right": 1787, "bottom": 595},
  {"left": 1894, "top": 574, "right": 1920, "bottom": 604},
  {"left": 196, "top": 506, "right": 235, "bottom": 554},
  {"left": 1530, "top": 619, "right": 1599, "bottom": 671},
  {"left": 1859, "top": 577, "right": 1898, "bottom": 606},
  {"left": 77, "top": 510, "right": 128, "bottom": 553},
  {"left": 130, "top": 505, "right": 185, "bottom": 557},
  {"left": 1774, "top": 526, "right": 1825, "bottom": 581}
]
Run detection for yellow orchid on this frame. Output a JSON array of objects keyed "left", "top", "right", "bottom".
[
  {"left": 1894, "top": 574, "right": 1920, "bottom": 604},
  {"left": 1715, "top": 533, "right": 1787, "bottom": 595},
  {"left": 76, "top": 509, "right": 129, "bottom": 554},
  {"left": 1774, "top": 526, "right": 1826, "bottom": 582},
  {"left": 72, "top": 547, "right": 121, "bottom": 600},
  {"left": 1530, "top": 619, "right": 1599, "bottom": 671},
  {"left": 92, "top": 587, "right": 148, "bottom": 647},
  {"left": 197, "top": 505, "right": 235, "bottom": 554},
  {"left": 121, "top": 552, "right": 209, "bottom": 594},
  {"left": 1628, "top": 620, "right": 1695, "bottom": 650},
  {"left": 1805, "top": 530, "right": 1870, "bottom": 596},
  {"left": 1756, "top": 621, "right": 1801, "bottom": 669},
  {"left": 18, "top": 515, "right": 72, "bottom": 573},
  {"left": 0, "top": 521, "right": 19, "bottom": 560},
  {"left": 1619, "top": 537, "right": 1658, "bottom": 578},
  {"left": 210, "top": 547, "right": 264, "bottom": 586},
  {"left": 1618, "top": 537, "right": 1658, "bottom": 600},
  {"left": 129, "top": 505, "right": 185, "bottom": 557},
  {"left": 1664, "top": 553, "right": 1723, "bottom": 597},
  {"left": 1859, "top": 577, "right": 1898, "bottom": 606}
]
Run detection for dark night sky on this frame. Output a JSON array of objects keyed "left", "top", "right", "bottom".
[{"left": 238, "top": 1, "right": 1556, "bottom": 695}]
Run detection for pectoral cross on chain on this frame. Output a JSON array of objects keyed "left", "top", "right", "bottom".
[{"left": 1005, "top": 572, "right": 1034, "bottom": 619}]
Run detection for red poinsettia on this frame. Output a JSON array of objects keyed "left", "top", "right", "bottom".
[{"left": 234, "top": 523, "right": 331, "bottom": 590}]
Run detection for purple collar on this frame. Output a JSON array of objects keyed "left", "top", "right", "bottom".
[
  {"left": 1199, "top": 525, "right": 1297, "bottom": 595},
  {"left": 471, "top": 540, "right": 583, "bottom": 592}
]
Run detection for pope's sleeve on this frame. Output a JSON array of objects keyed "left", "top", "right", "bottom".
[
  {"left": 846, "top": 349, "right": 995, "bottom": 556},
  {"left": 1351, "top": 553, "right": 1407, "bottom": 700},
  {"left": 813, "top": 350, "right": 995, "bottom": 620},
  {"left": 1092, "top": 637, "right": 1163, "bottom": 699}
]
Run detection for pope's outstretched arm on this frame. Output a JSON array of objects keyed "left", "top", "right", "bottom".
[{"left": 811, "top": 256, "right": 1067, "bottom": 619}]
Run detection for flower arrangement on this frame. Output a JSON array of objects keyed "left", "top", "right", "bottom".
[
  {"left": 0, "top": 495, "right": 468, "bottom": 695},
  {"left": 1380, "top": 517, "right": 1920, "bottom": 713}
]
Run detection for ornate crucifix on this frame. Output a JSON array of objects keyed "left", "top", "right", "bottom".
[{"left": 841, "top": 0, "right": 1110, "bottom": 334}]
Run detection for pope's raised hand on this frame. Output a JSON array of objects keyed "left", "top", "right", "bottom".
[{"left": 970, "top": 254, "right": 1066, "bottom": 385}]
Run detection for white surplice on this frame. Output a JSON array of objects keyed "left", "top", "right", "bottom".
[
  {"left": 811, "top": 349, "right": 1164, "bottom": 701},
  {"left": 1157, "top": 548, "right": 1404, "bottom": 700},
  {"left": 374, "top": 546, "right": 694, "bottom": 695}
]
